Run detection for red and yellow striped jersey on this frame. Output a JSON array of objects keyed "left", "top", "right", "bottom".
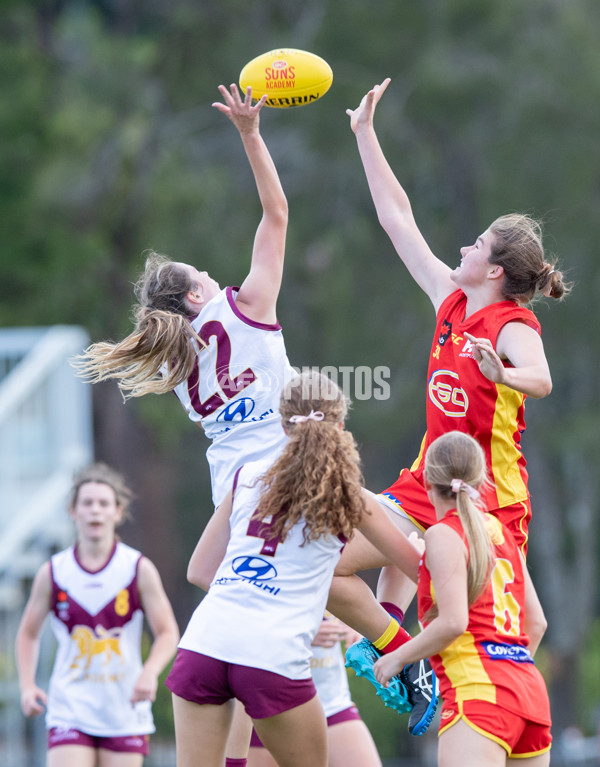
[
  {"left": 418, "top": 510, "right": 550, "bottom": 724},
  {"left": 413, "top": 290, "right": 540, "bottom": 510}
]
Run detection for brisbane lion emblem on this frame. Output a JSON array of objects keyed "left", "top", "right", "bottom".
[{"left": 69, "top": 625, "right": 123, "bottom": 672}]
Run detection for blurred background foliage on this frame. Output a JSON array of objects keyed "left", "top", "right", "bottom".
[{"left": 1, "top": 0, "right": 600, "bottom": 759}]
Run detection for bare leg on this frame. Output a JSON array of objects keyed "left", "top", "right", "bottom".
[
  {"left": 376, "top": 564, "right": 417, "bottom": 614},
  {"left": 226, "top": 700, "right": 253, "bottom": 760},
  {"left": 438, "top": 719, "right": 507, "bottom": 767},
  {"left": 373, "top": 499, "right": 422, "bottom": 614},
  {"left": 47, "top": 746, "right": 96, "bottom": 767},
  {"left": 329, "top": 493, "right": 422, "bottom": 639},
  {"left": 171, "top": 693, "right": 234, "bottom": 767},
  {"left": 247, "top": 745, "right": 278, "bottom": 767},
  {"left": 327, "top": 719, "right": 382, "bottom": 767},
  {"left": 98, "top": 752, "right": 144, "bottom": 767},
  {"left": 328, "top": 574, "right": 390, "bottom": 641},
  {"left": 254, "top": 697, "right": 327, "bottom": 767},
  {"left": 248, "top": 714, "right": 381, "bottom": 767}
]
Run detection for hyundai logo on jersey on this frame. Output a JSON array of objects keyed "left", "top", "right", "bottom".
[
  {"left": 232, "top": 556, "right": 278, "bottom": 581},
  {"left": 216, "top": 397, "right": 256, "bottom": 422}
]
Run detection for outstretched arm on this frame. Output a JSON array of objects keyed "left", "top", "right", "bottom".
[
  {"left": 347, "top": 79, "right": 455, "bottom": 312},
  {"left": 213, "top": 84, "right": 288, "bottom": 325},
  {"left": 187, "top": 491, "right": 233, "bottom": 590},
  {"left": 373, "top": 525, "right": 468, "bottom": 686}
]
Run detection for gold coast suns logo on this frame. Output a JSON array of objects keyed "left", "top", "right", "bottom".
[
  {"left": 428, "top": 369, "right": 468, "bottom": 417},
  {"left": 69, "top": 624, "right": 124, "bottom": 672}
]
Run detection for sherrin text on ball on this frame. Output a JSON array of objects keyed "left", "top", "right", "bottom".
[{"left": 239, "top": 48, "right": 333, "bottom": 108}]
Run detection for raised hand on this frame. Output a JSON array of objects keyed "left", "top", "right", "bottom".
[
  {"left": 212, "top": 83, "right": 268, "bottom": 135},
  {"left": 346, "top": 77, "right": 391, "bottom": 134}
]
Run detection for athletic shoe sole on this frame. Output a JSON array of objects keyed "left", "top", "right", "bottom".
[{"left": 345, "top": 639, "right": 412, "bottom": 714}]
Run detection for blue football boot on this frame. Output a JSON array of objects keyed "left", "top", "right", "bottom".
[
  {"left": 401, "top": 658, "right": 439, "bottom": 735},
  {"left": 345, "top": 638, "right": 412, "bottom": 714}
]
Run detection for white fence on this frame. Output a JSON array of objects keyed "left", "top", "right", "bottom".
[{"left": 0, "top": 326, "right": 93, "bottom": 767}]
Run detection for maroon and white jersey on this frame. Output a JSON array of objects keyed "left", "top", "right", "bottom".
[
  {"left": 45, "top": 542, "right": 154, "bottom": 737},
  {"left": 178, "top": 459, "right": 346, "bottom": 680},
  {"left": 172, "top": 287, "right": 296, "bottom": 508},
  {"left": 311, "top": 640, "right": 354, "bottom": 718}
]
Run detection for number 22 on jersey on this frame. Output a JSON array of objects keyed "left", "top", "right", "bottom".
[{"left": 187, "top": 320, "right": 257, "bottom": 418}]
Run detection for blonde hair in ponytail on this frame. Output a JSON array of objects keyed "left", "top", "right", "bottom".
[
  {"left": 424, "top": 432, "right": 493, "bottom": 606},
  {"left": 253, "top": 371, "right": 365, "bottom": 544},
  {"left": 72, "top": 252, "right": 206, "bottom": 399}
]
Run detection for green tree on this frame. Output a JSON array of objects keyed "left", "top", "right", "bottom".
[{"left": 2, "top": 0, "right": 599, "bottom": 752}]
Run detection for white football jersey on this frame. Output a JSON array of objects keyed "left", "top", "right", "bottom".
[
  {"left": 178, "top": 459, "right": 346, "bottom": 680},
  {"left": 45, "top": 543, "right": 154, "bottom": 737},
  {"left": 172, "top": 287, "right": 296, "bottom": 507},
  {"left": 310, "top": 641, "right": 354, "bottom": 718}
]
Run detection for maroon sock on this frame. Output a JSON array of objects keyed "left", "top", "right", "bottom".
[
  {"left": 225, "top": 759, "right": 248, "bottom": 767},
  {"left": 380, "top": 600, "right": 405, "bottom": 626},
  {"left": 377, "top": 601, "right": 411, "bottom": 654}
]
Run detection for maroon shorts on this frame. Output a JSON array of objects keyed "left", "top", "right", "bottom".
[
  {"left": 380, "top": 469, "right": 531, "bottom": 554},
  {"left": 166, "top": 648, "right": 316, "bottom": 719},
  {"left": 47, "top": 727, "right": 149, "bottom": 755},
  {"left": 250, "top": 704, "right": 361, "bottom": 747},
  {"left": 439, "top": 699, "right": 552, "bottom": 757}
]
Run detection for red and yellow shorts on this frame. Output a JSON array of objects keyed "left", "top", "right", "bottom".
[
  {"left": 438, "top": 699, "right": 552, "bottom": 758},
  {"left": 379, "top": 469, "right": 531, "bottom": 555}
]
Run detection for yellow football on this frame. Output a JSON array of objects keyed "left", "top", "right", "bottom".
[{"left": 239, "top": 48, "right": 333, "bottom": 109}]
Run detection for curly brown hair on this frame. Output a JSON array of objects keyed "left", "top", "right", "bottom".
[{"left": 252, "top": 371, "right": 366, "bottom": 544}]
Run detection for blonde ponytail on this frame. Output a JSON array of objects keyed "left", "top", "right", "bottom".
[
  {"left": 425, "top": 432, "right": 493, "bottom": 606},
  {"left": 72, "top": 252, "right": 206, "bottom": 398},
  {"left": 454, "top": 491, "right": 493, "bottom": 606}
]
